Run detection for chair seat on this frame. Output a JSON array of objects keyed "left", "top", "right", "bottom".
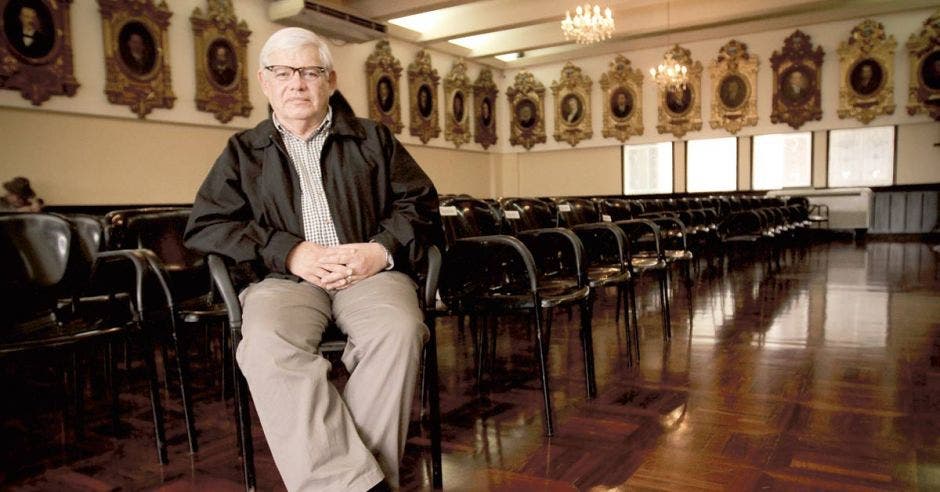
[
  {"left": 178, "top": 294, "right": 229, "bottom": 323},
  {"left": 587, "top": 266, "right": 631, "bottom": 288},
  {"left": 630, "top": 256, "right": 666, "bottom": 270},
  {"left": 665, "top": 250, "right": 694, "bottom": 261},
  {"left": 0, "top": 316, "right": 124, "bottom": 355}
]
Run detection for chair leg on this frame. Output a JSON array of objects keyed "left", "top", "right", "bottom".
[
  {"left": 614, "top": 285, "right": 622, "bottom": 324},
  {"left": 72, "top": 351, "right": 85, "bottom": 439},
  {"left": 232, "top": 331, "right": 256, "bottom": 491},
  {"left": 629, "top": 280, "right": 640, "bottom": 361},
  {"left": 685, "top": 261, "right": 694, "bottom": 332},
  {"left": 142, "top": 333, "right": 169, "bottom": 465},
  {"left": 659, "top": 270, "right": 672, "bottom": 341},
  {"left": 532, "top": 306, "right": 554, "bottom": 437},
  {"left": 424, "top": 314, "right": 444, "bottom": 490},
  {"left": 107, "top": 342, "right": 120, "bottom": 435},
  {"left": 580, "top": 298, "right": 597, "bottom": 398},
  {"left": 168, "top": 324, "right": 199, "bottom": 454}
]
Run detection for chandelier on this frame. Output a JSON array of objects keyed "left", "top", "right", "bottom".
[
  {"left": 649, "top": 49, "right": 689, "bottom": 92},
  {"left": 561, "top": 4, "right": 614, "bottom": 45}
]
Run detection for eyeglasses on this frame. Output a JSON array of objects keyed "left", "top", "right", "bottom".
[{"left": 264, "top": 65, "right": 329, "bottom": 82}]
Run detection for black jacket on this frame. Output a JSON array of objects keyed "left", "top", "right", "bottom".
[{"left": 184, "top": 91, "right": 441, "bottom": 281}]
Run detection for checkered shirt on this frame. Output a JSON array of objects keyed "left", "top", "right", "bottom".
[{"left": 273, "top": 108, "right": 341, "bottom": 246}]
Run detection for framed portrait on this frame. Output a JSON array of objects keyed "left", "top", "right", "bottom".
[
  {"left": 656, "top": 44, "right": 702, "bottom": 138},
  {"left": 600, "top": 55, "right": 643, "bottom": 142},
  {"left": 191, "top": 0, "right": 252, "bottom": 124},
  {"left": 99, "top": 0, "right": 174, "bottom": 119},
  {"left": 507, "top": 71, "right": 546, "bottom": 150},
  {"left": 551, "top": 62, "right": 591, "bottom": 146},
  {"left": 0, "top": 0, "right": 79, "bottom": 105},
  {"left": 771, "top": 30, "right": 823, "bottom": 129},
  {"left": 443, "top": 60, "right": 471, "bottom": 148},
  {"left": 407, "top": 49, "right": 440, "bottom": 144},
  {"left": 906, "top": 9, "right": 940, "bottom": 121},
  {"left": 837, "top": 20, "right": 895, "bottom": 124},
  {"left": 366, "top": 40, "right": 403, "bottom": 133},
  {"left": 709, "top": 40, "right": 758, "bottom": 134},
  {"left": 473, "top": 68, "right": 498, "bottom": 149}
]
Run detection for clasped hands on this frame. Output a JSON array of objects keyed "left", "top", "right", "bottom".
[{"left": 287, "top": 241, "right": 389, "bottom": 290}]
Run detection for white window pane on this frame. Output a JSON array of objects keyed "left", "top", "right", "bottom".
[
  {"left": 828, "top": 126, "right": 894, "bottom": 187},
  {"left": 623, "top": 142, "right": 673, "bottom": 195},
  {"left": 753, "top": 132, "right": 812, "bottom": 190},
  {"left": 687, "top": 137, "right": 737, "bottom": 193}
]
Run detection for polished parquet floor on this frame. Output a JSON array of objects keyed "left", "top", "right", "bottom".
[{"left": 3, "top": 239, "right": 940, "bottom": 491}]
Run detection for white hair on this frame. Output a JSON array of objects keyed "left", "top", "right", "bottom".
[{"left": 259, "top": 27, "right": 334, "bottom": 70}]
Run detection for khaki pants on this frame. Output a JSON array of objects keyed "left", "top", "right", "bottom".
[{"left": 236, "top": 272, "right": 428, "bottom": 491}]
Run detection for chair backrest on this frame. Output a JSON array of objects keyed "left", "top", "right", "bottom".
[
  {"left": 63, "top": 213, "right": 106, "bottom": 254},
  {"left": 124, "top": 209, "right": 201, "bottom": 271},
  {"left": 556, "top": 197, "right": 599, "bottom": 226},
  {"left": 104, "top": 206, "right": 189, "bottom": 250},
  {"left": 598, "top": 198, "right": 633, "bottom": 221},
  {"left": 500, "top": 197, "right": 556, "bottom": 233},
  {"left": 439, "top": 197, "right": 503, "bottom": 247}
]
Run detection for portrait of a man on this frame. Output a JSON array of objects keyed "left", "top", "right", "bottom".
[
  {"left": 849, "top": 59, "right": 883, "bottom": 96},
  {"left": 2, "top": 0, "right": 55, "bottom": 59},
  {"left": 610, "top": 88, "right": 633, "bottom": 119},
  {"left": 452, "top": 91, "right": 464, "bottom": 123},
  {"left": 417, "top": 84, "right": 433, "bottom": 118},
  {"left": 719, "top": 74, "right": 747, "bottom": 109},
  {"left": 780, "top": 66, "right": 812, "bottom": 104},
  {"left": 480, "top": 97, "right": 493, "bottom": 128},
  {"left": 515, "top": 99, "right": 537, "bottom": 129},
  {"left": 665, "top": 86, "right": 692, "bottom": 114},
  {"left": 376, "top": 76, "right": 394, "bottom": 113},
  {"left": 118, "top": 21, "right": 156, "bottom": 77},
  {"left": 207, "top": 38, "right": 237, "bottom": 88},
  {"left": 560, "top": 94, "right": 583, "bottom": 124},
  {"left": 920, "top": 50, "right": 940, "bottom": 91}
]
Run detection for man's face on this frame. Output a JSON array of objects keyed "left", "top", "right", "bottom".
[
  {"left": 567, "top": 97, "right": 578, "bottom": 112},
  {"left": 482, "top": 101, "right": 490, "bottom": 117},
  {"left": 19, "top": 7, "right": 38, "bottom": 31},
  {"left": 214, "top": 46, "right": 229, "bottom": 65},
  {"left": 617, "top": 93, "right": 627, "bottom": 107},
  {"left": 259, "top": 45, "right": 336, "bottom": 125},
  {"left": 128, "top": 33, "right": 145, "bottom": 59},
  {"left": 789, "top": 71, "right": 806, "bottom": 89},
  {"left": 379, "top": 81, "right": 389, "bottom": 99},
  {"left": 520, "top": 105, "right": 532, "bottom": 121}
]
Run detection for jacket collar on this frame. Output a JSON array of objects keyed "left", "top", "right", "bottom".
[{"left": 250, "top": 90, "right": 365, "bottom": 149}]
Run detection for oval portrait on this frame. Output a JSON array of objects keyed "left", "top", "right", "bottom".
[
  {"left": 849, "top": 58, "right": 883, "bottom": 96},
  {"left": 480, "top": 96, "right": 493, "bottom": 128},
  {"left": 610, "top": 87, "right": 634, "bottom": 120},
  {"left": 2, "top": 0, "right": 56, "bottom": 60},
  {"left": 779, "top": 65, "right": 813, "bottom": 105},
  {"left": 417, "top": 84, "right": 433, "bottom": 119},
  {"left": 452, "top": 90, "right": 465, "bottom": 123},
  {"left": 920, "top": 50, "right": 940, "bottom": 91},
  {"left": 515, "top": 98, "right": 538, "bottom": 129},
  {"left": 117, "top": 20, "right": 157, "bottom": 78},
  {"left": 207, "top": 38, "right": 237, "bottom": 88},
  {"left": 664, "top": 86, "right": 692, "bottom": 115},
  {"left": 560, "top": 93, "right": 584, "bottom": 125},
  {"left": 719, "top": 74, "right": 747, "bottom": 109},
  {"left": 376, "top": 75, "right": 395, "bottom": 114}
]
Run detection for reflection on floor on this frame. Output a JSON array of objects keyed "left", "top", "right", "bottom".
[{"left": 3, "top": 240, "right": 940, "bottom": 491}]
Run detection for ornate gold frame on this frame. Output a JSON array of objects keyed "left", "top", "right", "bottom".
[
  {"left": 0, "top": 0, "right": 79, "bottom": 105},
  {"left": 408, "top": 49, "right": 440, "bottom": 144},
  {"left": 837, "top": 20, "right": 895, "bottom": 124},
  {"left": 473, "top": 68, "right": 497, "bottom": 149},
  {"left": 551, "top": 62, "right": 592, "bottom": 147},
  {"left": 656, "top": 45, "right": 702, "bottom": 138},
  {"left": 600, "top": 55, "right": 642, "bottom": 142},
  {"left": 366, "top": 40, "right": 402, "bottom": 133},
  {"left": 190, "top": 0, "right": 251, "bottom": 124},
  {"left": 709, "top": 40, "right": 758, "bottom": 134},
  {"left": 771, "top": 30, "right": 823, "bottom": 129},
  {"left": 906, "top": 9, "right": 940, "bottom": 121},
  {"left": 99, "top": 0, "right": 175, "bottom": 119},
  {"left": 508, "top": 71, "right": 546, "bottom": 150},
  {"left": 443, "top": 60, "right": 471, "bottom": 148}
]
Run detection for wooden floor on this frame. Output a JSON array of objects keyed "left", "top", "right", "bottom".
[{"left": 3, "top": 239, "right": 940, "bottom": 491}]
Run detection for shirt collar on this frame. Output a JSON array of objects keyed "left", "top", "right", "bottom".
[{"left": 272, "top": 105, "right": 333, "bottom": 142}]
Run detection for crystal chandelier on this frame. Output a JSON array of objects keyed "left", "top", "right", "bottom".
[
  {"left": 561, "top": 4, "right": 614, "bottom": 45},
  {"left": 649, "top": 48, "right": 689, "bottom": 92}
]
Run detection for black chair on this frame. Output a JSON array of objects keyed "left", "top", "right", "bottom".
[
  {"left": 0, "top": 213, "right": 172, "bottom": 464},
  {"left": 208, "top": 246, "right": 444, "bottom": 491}
]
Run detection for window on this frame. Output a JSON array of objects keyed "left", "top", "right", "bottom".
[
  {"left": 686, "top": 137, "right": 737, "bottom": 193},
  {"left": 828, "top": 126, "right": 895, "bottom": 187},
  {"left": 752, "top": 132, "right": 812, "bottom": 190},
  {"left": 622, "top": 142, "right": 673, "bottom": 195}
]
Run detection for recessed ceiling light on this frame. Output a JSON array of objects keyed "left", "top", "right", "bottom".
[{"left": 495, "top": 52, "right": 524, "bottom": 62}]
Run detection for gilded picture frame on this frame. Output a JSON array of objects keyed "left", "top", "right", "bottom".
[
  {"left": 99, "top": 0, "right": 175, "bottom": 119},
  {"left": 0, "top": 0, "right": 79, "bottom": 105},
  {"left": 709, "top": 40, "right": 758, "bottom": 134},
  {"left": 600, "top": 55, "right": 643, "bottom": 142},
  {"left": 551, "top": 62, "right": 592, "bottom": 147},
  {"left": 366, "top": 40, "right": 403, "bottom": 133},
  {"left": 408, "top": 49, "right": 440, "bottom": 144},
  {"left": 771, "top": 30, "right": 824, "bottom": 129},
  {"left": 837, "top": 19, "right": 895, "bottom": 124},
  {"left": 906, "top": 9, "right": 940, "bottom": 121},
  {"left": 656, "top": 45, "right": 702, "bottom": 138},
  {"left": 191, "top": 0, "right": 252, "bottom": 124},
  {"left": 508, "top": 71, "right": 546, "bottom": 150},
  {"left": 443, "top": 60, "right": 471, "bottom": 149},
  {"left": 473, "top": 68, "right": 497, "bottom": 149}
]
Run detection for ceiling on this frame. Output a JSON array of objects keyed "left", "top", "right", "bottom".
[{"left": 329, "top": 0, "right": 940, "bottom": 68}]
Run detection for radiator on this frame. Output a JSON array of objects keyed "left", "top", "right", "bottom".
[
  {"left": 870, "top": 191, "right": 939, "bottom": 233},
  {"left": 767, "top": 187, "right": 873, "bottom": 230}
]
